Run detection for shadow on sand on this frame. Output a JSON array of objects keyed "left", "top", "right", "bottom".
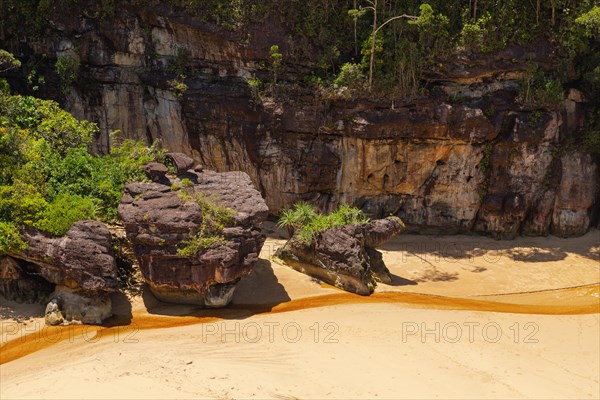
[
  {"left": 104, "top": 292, "right": 134, "bottom": 327},
  {"left": 137, "top": 259, "right": 291, "bottom": 322},
  {"left": 0, "top": 297, "right": 45, "bottom": 321},
  {"left": 379, "top": 229, "right": 600, "bottom": 264},
  {"left": 387, "top": 274, "right": 418, "bottom": 286}
]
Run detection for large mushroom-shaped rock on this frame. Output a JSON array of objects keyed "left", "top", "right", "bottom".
[
  {"left": 118, "top": 170, "right": 269, "bottom": 306},
  {"left": 276, "top": 217, "right": 404, "bottom": 295},
  {"left": 4, "top": 220, "right": 118, "bottom": 324}
]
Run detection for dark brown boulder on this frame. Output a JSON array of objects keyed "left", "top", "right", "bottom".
[
  {"left": 4, "top": 221, "right": 118, "bottom": 324},
  {"left": 143, "top": 162, "right": 168, "bottom": 182},
  {"left": 118, "top": 169, "right": 269, "bottom": 306},
  {"left": 165, "top": 152, "right": 195, "bottom": 175},
  {"left": 13, "top": 221, "right": 118, "bottom": 291},
  {"left": 276, "top": 217, "right": 404, "bottom": 295}
]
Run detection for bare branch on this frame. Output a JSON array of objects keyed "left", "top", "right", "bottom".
[{"left": 375, "top": 14, "right": 417, "bottom": 35}]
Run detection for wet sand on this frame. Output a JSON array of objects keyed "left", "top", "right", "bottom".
[{"left": 1, "top": 227, "right": 599, "bottom": 399}]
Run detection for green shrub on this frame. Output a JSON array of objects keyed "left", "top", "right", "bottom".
[
  {"left": 0, "top": 181, "right": 48, "bottom": 226},
  {"left": 576, "top": 5, "right": 600, "bottom": 38},
  {"left": 410, "top": 4, "right": 451, "bottom": 60},
  {"left": 0, "top": 94, "right": 97, "bottom": 153},
  {"left": 245, "top": 76, "right": 264, "bottom": 104},
  {"left": 0, "top": 49, "right": 21, "bottom": 73},
  {"left": 333, "top": 62, "right": 364, "bottom": 90},
  {"left": 460, "top": 11, "right": 512, "bottom": 53},
  {"left": 33, "top": 194, "right": 97, "bottom": 236},
  {"left": 167, "top": 46, "right": 191, "bottom": 78},
  {"left": 177, "top": 191, "right": 235, "bottom": 256},
  {"left": 517, "top": 61, "right": 563, "bottom": 108},
  {"left": 55, "top": 55, "right": 80, "bottom": 94},
  {"left": 0, "top": 221, "right": 27, "bottom": 255},
  {"left": 167, "top": 79, "right": 188, "bottom": 98},
  {"left": 277, "top": 202, "right": 319, "bottom": 232},
  {"left": 269, "top": 45, "right": 283, "bottom": 84},
  {"left": 278, "top": 202, "right": 370, "bottom": 244},
  {"left": 181, "top": 178, "right": 194, "bottom": 188},
  {"left": 0, "top": 82, "right": 165, "bottom": 237}
]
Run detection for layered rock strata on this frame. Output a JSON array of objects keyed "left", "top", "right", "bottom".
[{"left": 2, "top": 6, "right": 598, "bottom": 238}]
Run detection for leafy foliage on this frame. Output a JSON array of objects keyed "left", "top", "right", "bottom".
[
  {"left": 0, "top": 73, "right": 165, "bottom": 245},
  {"left": 269, "top": 45, "right": 283, "bottom": 84},
  {"left": 517, "top": 61, "right": 563, "bottom": 108},
  {"left": 0, "top": 50, "right": 21, "bottom": 73},
  {"left": 575, "top": 5, "right": 600, "bottom": 39},
  {"left": 167, "top": 79, "right": 188, "bottom": 98},
  {"left": 245, "top": 76, "right": 264, "bottom": 105},
  {"left": 0, "top": 93, "right": 97, "bottom": 153},
  {"left": 33, "top": 194, "right": 97, "bottom": 236},
  {"left": 0, "top": 221, "right": 27, "bottom": 255},
  {"left": 177, "top": 190, "right": 235, "bottom": 256},
  {"left": 278, "top": 202, "right": 370, "bottom": 244},
  {"left": 277, "top": 202, "right": 319, "bottom": 232},
  {"left": 333, "top": 62, "right": 365, "bottom": 90},
  {"left": 55, "top": 55, "right": 80, "bottom": 94}
]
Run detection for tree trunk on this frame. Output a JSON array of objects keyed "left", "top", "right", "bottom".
[
  {"left": 369, "top": 0, "right": 377, "bottom": 91},
  {"left": 550, "top": 0, "right": 555, "bottom": 26},
  {"left": 473, "top": 0, "right": 478, "bottom": 20},
  {"left": 353, "top": 0, "right": 358, "bottom": 56},
  {"left": 536, "top": 0, "right": 540, "bottom": 24}
]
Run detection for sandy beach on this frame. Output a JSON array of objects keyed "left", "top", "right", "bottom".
[{"left": 1, "top": 226, "right": 599, "bottom": 399}]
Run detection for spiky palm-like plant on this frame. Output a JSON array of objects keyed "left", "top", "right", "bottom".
[{"left": 277, "top": 202, "right": 318, "bottom": 237}]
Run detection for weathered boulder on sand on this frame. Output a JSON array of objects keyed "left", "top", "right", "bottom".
[
  {"left": 276, "top": 217, "right": 404, "bottom": 295},
  {"left": 2, "top": 220, "right": 118, "bottom": 325},
  {"left": 118, "top": 169, "right": 269, "bottom": 306}
]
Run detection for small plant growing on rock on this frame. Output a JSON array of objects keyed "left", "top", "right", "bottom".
[
  {"left": 245, "top": 76, "right": 264, "bottom": 105},
  {"left": 180, "top": 178, "right": 194, "bottom": 188},
  {"left": 55, "top": 55, "right": 79, "bottom": 94},
  {"left": 277, "top": 202, "right": 370, "bottom": 244},
  {"left": 177, "top": 191, "right": 235, "bottom": 256},
  {"left": 167, "top": 79, "right": 188, "bottom": 99},
  {"left": 277, "top": 202, "right": 319, "bottom": 236},
  {"left": 269, "top": 45, "right": 283, "bottom": 85}
]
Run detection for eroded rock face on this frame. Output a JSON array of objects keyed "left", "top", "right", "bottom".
[
  {"left": 0, "top": 256, "right": 54, "bottom": 303},
  {"left": 551, "top": 152, "right": 599, "bottom": 237},
  {"left": 15, "top": 221, "right": 118, "bottom": 291},
  {"left": 276, "top": 217, "right": 404, "bottom": 295},
  {"left": 51, "top": 286, "right": 112, "bottom": 325},
  {"left": 118, "top": 169, "right": 268, "bottom": 306},
  {"left": 3, "top": 221, "right": 118, "bottom": 325},
  {"left": 3, "top": 6, "right": 598, "bottom": 238}
]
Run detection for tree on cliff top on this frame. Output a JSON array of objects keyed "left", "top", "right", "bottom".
[{"left": 350, "top": 0, "right": 417, "bottom": 91}]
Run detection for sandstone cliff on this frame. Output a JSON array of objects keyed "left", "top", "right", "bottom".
[{"left": 2, "top": 3, "right": 598, "bottom": 238}]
